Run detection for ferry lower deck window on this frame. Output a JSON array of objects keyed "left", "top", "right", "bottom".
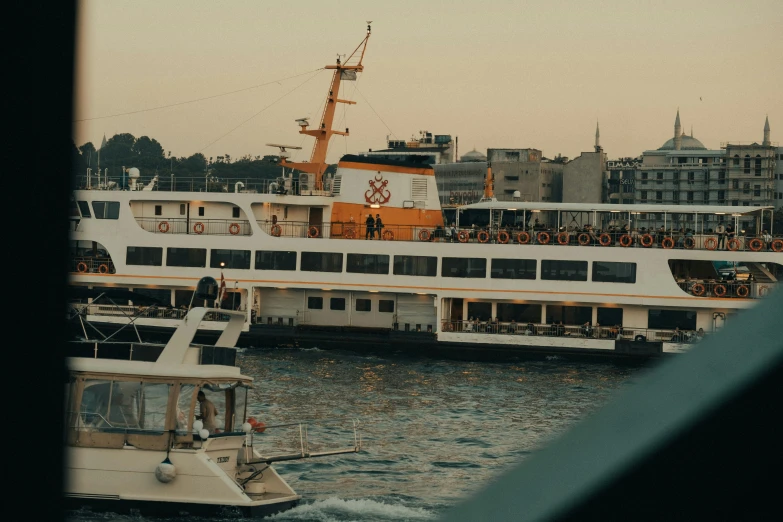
[
  {"left": 301, "top": 252, "right": 343, "bottom": 272},
  {"left": 77, "top": 201, "right": 91, "bottom": 218},
  {"left": 379, "top": 300, "right": 394, "bottom": 313},
  {"left": 210, "top": 249, "right": 251, "bottom": 270},
  {"left": 92, "top": 201, "right": 120, "bottom": 219},
  {"left": 126, "top": 246, "right": 163, "bottom": 266},
  {"left": 355, "top": 299, "right": 371, "bottom": 312},
  {"left": 467, "top": 302, "right": 492, "bottom": 321},
  {"left": 166, "top": 247, "right": 207, "bottom": 268},
  {"left": 597, "top": 307, "right": 623, "bottom": 326},
  {"left": 198, "top": 206, "right": 205, "bottom": 216},
  {"left": 648, "top": 309, "right": 696, "bottom": 330},
  {"left": 307, "top": 297, "right": 323, "bottom": 310},
  {"left": 346, "top": 253, "right": 390, "bottom": 274},
  {"left": 393, "top": 255, "right": 437, "bottom": 277},
  {"left": 442, "top": 257, "right": 486, "bottom": 278},
  {"left": 490, "top": 259, "right": 536, "bottom": 279},
  {"left": 547, "top": 305, "right": 591, "bottom": 325},
  {"left": 497, "top": 303, "right": 541, "bottom": 323},
  {"left": 592, "top": 261, "right": 637, "bottom": 284},
  {"left": 330, "top": 298, "right": 345, "bottom": 311},
  {"left": 541, "top": 260, "right": 588, "bottom": 281},
  {"left": 255, "top": 251, "right": 296, "bottom": 271},
  {"left": 232, "top": 206, "right": 240, "bottom": 218},
  {"left": 133, "top": 288, "right": 172, "bottom": 306},
  {"left": 155, "top": 205, "right": 162, "bottom": 216}
]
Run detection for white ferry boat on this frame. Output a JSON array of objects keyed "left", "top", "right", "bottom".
[
  {"left": 68, "top": 25, "right": 782, "bottom": 360},
  {"left": 65, "top": 276, "right": 361, "bottom": 517}
]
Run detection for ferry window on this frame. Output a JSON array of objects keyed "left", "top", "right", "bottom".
[
  {"left": 597, "top": 307, "right": 623, "bottom": 327},
  {"left": 393, "top": 255, "right": 437, "bottom": 277},
  {"left": 442, "top": 257, "right": 486, "bottom": 278},
  {"left": 166, "top": 247, "right": 207, "bottom": 268},
  {"left": 301, "top": 252, "right": 343, "bottom": 272},
  {"left": 490, "top": 259, "right": 536, "bottom": 280},
  {"left": 210, "top": 249, "right": 251, "bottom": 270},
  {"left": 155, "top": 205, "right": 162, "bottom": 216},
  {"left": 198, "top": 206, "right": 205, "bottom": 216},
  {"left": 379, "top": 300, "right": 394, "bottom": 313},
  {"left": 496, "top": 303, "right": 541, "bottom": 323},
  {"left": 180, "top": 204, "right": 186, "bottom": 216},
  {"left": 346, "top": 253, "right": 390, "bottom": 274},
  {"left": 541, "top": 260, "right": 588, "bottom": 281},
  {"left": 232, "top": 206, "right": 240, "bottom": 218},
  {"left": 77, "top": 201, "right": 91, "bottom": 218},
  {"left": 355, "top": 299, "right": 371, "bottom": 312},
  {"left": 648, "top": 309, "right": 696, "bottom": 330},
  {"left": 592, "top": 261, "right": 637, "bottom": 284},
  {"left": 126, "top": 246, "right": 163, "bottom": 266},
  {"left": 546, "top": 305, "right": 592, "bottom": 325},
  {"left": 467, "top": 302, "right": 492, "bottom": 321},
  {"left": 133, "top": 288, "right": 171, "bottom": 307},
  {"left": 330, "top": 298, "right": 345, "bottom": 311},
  {"left": 307, "top": 297, "right": 323, "bottom": 309},
  {"left": 92, "top": 201, "right": 120, "bottom": 219},
  {"left": 255, "top": 250, "right": 296, "bottom": 271}
]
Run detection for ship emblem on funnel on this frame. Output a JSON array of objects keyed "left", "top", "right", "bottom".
[{"left": 365, "top": 173, "right": 391, "bottom": 205}]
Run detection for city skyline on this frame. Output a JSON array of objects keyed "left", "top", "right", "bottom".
[{"left": 74, "top": 0, "right": 781, "bottom": 165}]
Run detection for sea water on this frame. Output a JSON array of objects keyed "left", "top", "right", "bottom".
[{"left": 67, "top": 347, "right": 645, "bottom": 522}]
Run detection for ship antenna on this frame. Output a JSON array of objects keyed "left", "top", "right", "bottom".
[{"left": 279, "top": 24, "right": 371, "bottom": 191}]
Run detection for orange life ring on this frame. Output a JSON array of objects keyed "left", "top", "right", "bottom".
[
  {"left": 578, "top": 233, "right": 591, "bottom": 246},
  {"left": 76, "top": 262, "right": 88, "bottom": 273},
  {"left": 599, "top": 233, "right": 612, "bottom": 246},
  {"left": 537, "top": 231, "right": 550, "bottom": 244},
  {"left": 619, "top": 234, "right": 632, "bottom": 247},
  {"left": 683, "top": 237, "right": 696, "bottom": 249},
  {"left": 158, "top": 221, "right": 170, "bottom": 233},
  {"left": 458, "top": 230, "right": 469, "bottom": 243},
  {"left": 691, "top": 283, "right": 706, "bottom": 296},
  {"left": 477, "top": 230, "right": 490, "bottom": 243},
  {"left": 517, "top": 231, "right": 531, "bottom": 244},
  {"left": 727, "top": 238, "right": 740, "bottom": 251},
  {"left": 497, "top": 230, "right": 510, "bottom": 244},
  {"left": 307, "top": 226, "right": 319, "bottom": 238},
  {"left": 772, "top": 239, "right": 783, "bottom": 252},
  {"left": 704, "top": 237, "right": 718, "bottom": 251},
  {"left": 193, "top": 222, "right": 205, "bottom": 235},
  {"left": 98, "top": 263, "right": 109, "bottom": 274},
  {"left": 661, "top": 237, "right": 675, "bottom": 249},
  {"left": 247, "top": 417, "right": 266, "bottom": 433},
  {"left": 382, "top": 229, "right": 394, "bottom": 241},
  {"left": 419, "top": 229, "right": 432, "bottom": 242},
  {"left": 556, "top": 232, "right": 569, "bottom": 245},
  {"left": 748, "top": 238, "right": 763, "bottom": 252},
  {"left": 344, "top": 227, "right": 356, "bottom": 239},
  {"left": 736, "top": 285, "right": 749, "bottom": 298},
  {"left": 640, "top": 234, "right": 653, "bottom": 248},
  {"left": 713, "top": 284, "right": 727, "bottom": 297},
  {"left": 270, "top": 224, "right": 282, "bottom": 237},
  {"left": 229, "top": 223, "right": 241, "bottom": 235}
]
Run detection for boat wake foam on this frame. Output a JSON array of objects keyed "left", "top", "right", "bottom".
[{"left": 269, "top": 497, "right": 436, "bottom": 521}]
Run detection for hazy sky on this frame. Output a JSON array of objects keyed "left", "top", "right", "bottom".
[{"left": 74, "top": 0, "right": 782, "bottom": 166}]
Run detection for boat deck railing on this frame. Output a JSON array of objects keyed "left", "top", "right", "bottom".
[
  {"left": 676, "top": 280, "right": 776, "bottom": 299},
  {"left": 70, "top": 303, "right": 236, "bottom": 322},
  {"left": 441, "top": 320, "right": 707, "bottom": 343}
]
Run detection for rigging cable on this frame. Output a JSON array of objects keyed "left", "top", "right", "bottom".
[
  {"left": 354, "top": 85, "right": 397, "bottom": 140},
  {"left": 199, "top": 69, "right": 325, "bottom": 153},
  {"left": 73, "top": 68, "right": 324, "bottom": 122}
]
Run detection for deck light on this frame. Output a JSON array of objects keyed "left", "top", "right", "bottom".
[{"left": 370, "top": 204, "right": 380, "bottom": 209}]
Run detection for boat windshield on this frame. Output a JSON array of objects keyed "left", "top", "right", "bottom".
[{"left": 78, "top": 379, "right": 169, "bottom": 431}]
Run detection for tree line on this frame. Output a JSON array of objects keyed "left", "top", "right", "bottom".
[{"left": 71, "top": 132, "right": 333, "bottom": 188}]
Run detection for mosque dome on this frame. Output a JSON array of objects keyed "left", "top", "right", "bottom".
[
  {"left": 461, "top": 148, "right": 487, "bottom": 162},
  {"left": 658, "top": 135, "right": 707, "bottom": 151}
]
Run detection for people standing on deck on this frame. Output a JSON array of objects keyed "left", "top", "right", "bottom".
[
  {"left": 365, "top": 214, "right": 375, "bottom": 240},
  {"left": 725, "top": 224, "right": 735, "bottom": 249},
  {"left": 762, "top": 229, "right": 772, "bottom": 250},
  {"left": 449, "top": 222, "right": 457, "bottom": 242},
  {"left": 375, "top": 214, "right": 383, "bottom": 239},
  {"left": 716, "top": 223, "right": 726, "bottom": 249}
]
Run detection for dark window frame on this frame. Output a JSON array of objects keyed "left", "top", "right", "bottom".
[
  {"left": 541, "top": 260, "right": 588, "bottom": 281},
  {"left": 442, "top": 257, "right": 487, "bottom": 278},
  {"left": 592, "top": 261, "right": 637, "bottom": 284},
  {"left": 255, "top": 250, "right": 297, "bottom": 271}
]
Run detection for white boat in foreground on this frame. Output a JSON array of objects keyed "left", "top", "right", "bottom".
[{"left": 65, "top": 276, "right": 361, "bottom": 518}]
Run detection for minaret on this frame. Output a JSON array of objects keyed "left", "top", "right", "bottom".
[
  {"left": 674, "top": 109, "right": 682, "bottom": 151},
  {"left": 594, "top": 121, "right": 601, "bottom": 152},
  {"left": 763, "top": 115, "right": 771, "bottom": 146}
]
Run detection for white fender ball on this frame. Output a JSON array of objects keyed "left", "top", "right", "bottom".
[
  {"left": 199, "top": 429, "right": 210, "bottom": 439},
  {"left": 155, "top": 458, "right": 176, "bottom": 483}
]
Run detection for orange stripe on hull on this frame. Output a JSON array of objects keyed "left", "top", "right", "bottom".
[{"left": 337, "top": 161, "right": 434, "bottom": 176}]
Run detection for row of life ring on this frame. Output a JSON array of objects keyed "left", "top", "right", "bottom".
[
  {"left": 76, "top": 262, "right": 110, "bottom": 274},
  {"left": 159, "top": 221, "right": 242, "bottom": 235}
]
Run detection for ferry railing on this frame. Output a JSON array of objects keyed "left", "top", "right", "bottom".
[
  {"left": 259, "top": 220, "right": 452, "bottom": 242},
  {"left": 676, "top": 280, "right": 776, "bottom": 299},
  {"left": 73, "top": 303, "right": 233, "bottom": 322},
  {"left": 135, "top": 217, "right": 252, "bottom": 236},
  {"left": 73, "top": 256, "right": 115, "bottom": 274},
  {"left": 441, "top": 320, "right": 708, "bottom": 344}
]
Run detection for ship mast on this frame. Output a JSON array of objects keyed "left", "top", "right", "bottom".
[{"left": 280, "top": 23, "right": 372, "bottom": 190}]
